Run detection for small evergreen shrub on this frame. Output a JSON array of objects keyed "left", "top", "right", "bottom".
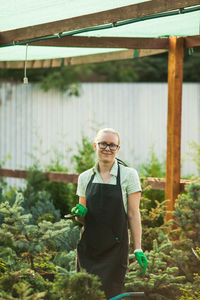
[
  {"left": 125, "top": 232, "right": 185, "bottom": 300},
  {"left": 173, "top": 179, "right": 200, "bottom": 248},
  {"left": 140, "top": 189, "right": 168, "bottom": 251},
  {"left": 72, "top": 135, "right": 96, "bottom": 174},
  {"left": 169, "top": 179, "right": 200, "bottom": 280},
  {"left": 23, "top": 167, "right": 72, "bottom": 219},
  {"left": 0, "top": 192, "right": 80, "bottom": 270},
  {"left": 0, "top": 270, "right": 49, "bottom": 299},
  {"left": 140, "top": 148, "right": 165, "bottom": 208},
  {"left": 51, "top": 270, "right": 105, "bottom": 300},
  {"left": 179, "top": 273, "right": 200, "bottom": 300}
]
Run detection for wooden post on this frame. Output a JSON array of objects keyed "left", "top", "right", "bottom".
[{"left": 165, "top": 37, "right": 184, "bottom": 220}]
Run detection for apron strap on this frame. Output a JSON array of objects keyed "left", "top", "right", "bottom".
[
  {"left": 116, "top": 163, "right": 121, "bottom": 186},
  {"left": 89, "top": 171, "right": 95, "bottom": 184}
]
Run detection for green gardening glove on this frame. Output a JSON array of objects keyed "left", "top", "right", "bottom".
[
  {"left": 71, "top": 204, "right": 88, "bottom": 218},
  {"left": 135, "top": 250, "right": 148, "bottom": 275}
]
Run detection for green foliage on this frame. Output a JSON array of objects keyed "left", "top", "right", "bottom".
[
  {"left": 2, "top": 50, "right": 200, "bottom": 96},
  {"left": 0, "top": 153, "right": 11, "bottom": 202},
  {"left": 72, "top": 135, "right": 96, "bottom": 174},
  {"left": 125, "top": 233, "right": 185, "bottom": 300},
  {"left": 42, "top": 180, "right": 74, "bottom": 218},
  {"left": 189, "top": 141, "right": 200, "bottom": 175},
  {"left": 70, "top": 135, "right": 96, "bottom": 209},
  {"left": 0, "top": 269, "right": 50, "bottom": 299},
  {"left": 14, "top": 134, "right": 96, "bottom": 221},
  {"left": 0, "top": 282, "right": 46, "bottom": 299},
  {"left": 140, "top": 148, "right": 165, "bottom": 178},
  {"left": 0, "top": 190, "right": 92, "bottom": 298},
  {"left": 138, "top": 149, "right": 166, "bottom": 250},
  {"left": 172, "top": 179, "right": 200, "bottom": 248},
  {"left": 53, "top": 250, "right": 76, "bottom": 272},
  {"left": 37, "top": 213, "right": 55, "bottom": 224},
  {"left": 23, "top": 170, "right": 48, "bottom": 205},
  {"left": 1, "top": 136, "right": 200, "bottom": 299},
  {"left": 183, "top": 51, "right": 200, "bottom": 82},
  {"left": 0, "top": 247, "right": 18, "bottom": 271},
  {"left": 51, "top": 271, "right": 105, "bottom": 300},
  {"left": 39, "top": 66, "right": 81, "bottom": 95},
  {"left": 179, "top": 273, "right": 200, "bottom": 300},
  {"left": 33, "top": 251, "right": 56, "bottom": 274},
  {"left": 83, "top": 60, "right": 139, "bottom": 82},
  {"left": 26, "top": 146, "right": 76, "bottom": 217},
  {"left": 169, "top": 179, "right": 200, "bottom": 282},
  {"left": 29, "top": 193, "right": 60, "bottom": 224},
  {"left": 0, "top": 258, "right": 7, "bottom": 274},
  {"left": 22, "top": 170, "right": 58, "bottom": 220},
  {"left": 40, "top": 135, "right": 95, "bottom": 213},
  {"left": 3, "top": 65, "right": 82, "bottom": 94},
  {"left": 39, "top": 219, "right": 80, "bottom": 252},
  {"left": 22, "top": 168, "right": 70, "bottom": 220},
  {"left": 0, "top": 192, "right": 80, "bottom": 270},
  {"left": 140, "top": 189, "right": 168, "bottom": 250},
  {"left": 127, "top": 178, "right": 200, "bottom": 299},
  {"left": 140, "top": 148, "right": 165, "bottom": 208}
]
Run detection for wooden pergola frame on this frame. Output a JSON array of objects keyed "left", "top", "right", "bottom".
[
  {"left": 1, "top": 0, "right": 200, "bottom": 45},
  {"left": 1, "top": 0, "right": 200, "bottom": 217}
]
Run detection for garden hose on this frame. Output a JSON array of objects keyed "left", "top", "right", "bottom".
[{"left": 109, "top": 292, "right": 145, "bottom": 300}]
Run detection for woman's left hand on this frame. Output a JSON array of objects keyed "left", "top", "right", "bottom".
[{"left": 134, "top": 251, "right": 148, "bottom": 275}]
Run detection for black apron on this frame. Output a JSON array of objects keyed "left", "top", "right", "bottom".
[{"left": 77, "top": 163, "right": 129, "bottom": 299}]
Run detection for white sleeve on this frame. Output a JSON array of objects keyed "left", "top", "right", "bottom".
[
  {"left": 76, "top": 170, "right": 93, "bottom": 197},
  {"left": 76, "top": 173, "right": 86, "bottom": 197},
  {"left": 126, "top": 168, "right": 142, "bottom": 194}
]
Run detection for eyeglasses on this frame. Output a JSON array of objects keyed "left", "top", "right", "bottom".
[{"left": 98, "top": 142, "right": 119, "bottom": 151}]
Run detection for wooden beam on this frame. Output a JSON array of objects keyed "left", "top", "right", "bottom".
[
  {"left": 0, "top": 49, "right": 166, "bottom": 69},
  {"left": 46, "top": 172, "right": 78, "bottom": 184},
  {"left": 0, "top": 168, "right": 191, "bottom": 190},
  {"left": 0, "top": 0, "right": 199, "bottom": 45},
  {"left": 30, "top": 36, "right": 169, "bottom": 49},
  {"left": 0, "top": 168, "right": 79, "bottom": 184},
  {"left": 185, "top": 34, "right": 200, "bottom": 48},
  {"left": 147, "top": 177, "right": 190, "bottom": 192},
  {"left": 165, "top": 37, "right": 184, "bottom": 220}
]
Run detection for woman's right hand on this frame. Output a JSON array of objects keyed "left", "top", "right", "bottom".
[{"left": 71, "top": 203, "right": 88, "bottom": 218}]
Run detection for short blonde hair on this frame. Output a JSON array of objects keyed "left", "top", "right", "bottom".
[{"left": 95, "top": 128, "right": 120, "bottom": 145}]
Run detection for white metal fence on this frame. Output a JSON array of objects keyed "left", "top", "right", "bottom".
[{"left": 0, "top": 82, "right": 199, "bottom": 186}]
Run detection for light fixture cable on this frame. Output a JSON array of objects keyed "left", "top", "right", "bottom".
[{"left": 23, "top": 44, "right": 28, "bottom": 85}]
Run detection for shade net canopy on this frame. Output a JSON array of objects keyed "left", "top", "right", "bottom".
[
  {"left": 1, "top": 0, "right": 150, "bottom": 30},
  {"left": 0, "top": 0, "right": 200, "bottom": 63}
]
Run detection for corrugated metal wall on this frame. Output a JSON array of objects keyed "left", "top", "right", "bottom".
[{"left": 0, "top": 82, "right": 199, "bottom": 186}]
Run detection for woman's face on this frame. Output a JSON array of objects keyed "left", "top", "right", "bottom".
[{"left": 94, "top": 132, "right": 120, "bottom": 164}]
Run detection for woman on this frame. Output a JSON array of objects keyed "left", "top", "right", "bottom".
[{"left": 72, "top": 128, "right": 147, "bottom": 299}]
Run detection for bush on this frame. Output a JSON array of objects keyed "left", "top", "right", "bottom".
[
  {"left": 0, "top": 191, "right": 80, "bottom": 269},
  {"left": 179, "top": 273, "right": 200, "bottom": 300},
  {"left": 140, "top": 189, "right": 168, "bottom": 251},
  {"left": 138, "top": 149, "right": 166, "bottom": 250},
  {"left": 140, "top": 148, "right": 165, "bottom": 208},
  {"left": 0, "top": 191, "right": 104, "bottom": 299},
  {"left": 23, "top": 165, "right": 74, "bottom": 219},
  {"left": 51, "top": 271, "right": 105, "bottom": 300},
  {"left": 72, "top": 135, "right": 96, "bottom": 174},
  {"left": 125, "top": 232, "right": 185, "bottom": 300},
  {"left": 169, "top": 179, "right": 200, "bottom": 283}
]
